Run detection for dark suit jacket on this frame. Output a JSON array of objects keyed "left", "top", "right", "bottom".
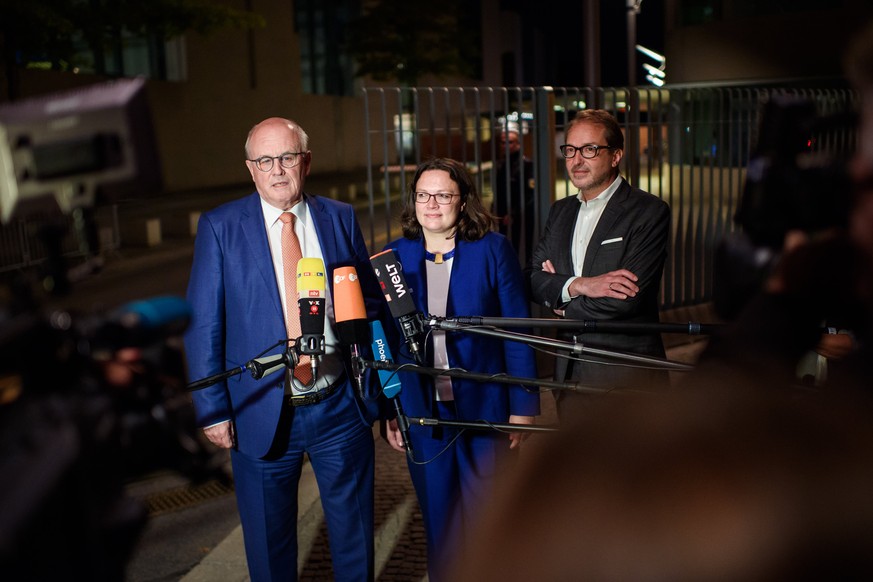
[
  {"left": 184, "top": 192, "right": 384, "bottom": 458},
  {"left": 527, "top": 177, "right": 670, "bottom": 390}
]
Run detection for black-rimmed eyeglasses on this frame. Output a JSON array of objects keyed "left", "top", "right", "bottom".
[
  {"left": 414, "top": 192, "right": 459, "bottom": 205},
  {"left": 248, "top": 152, "right": 307, "bottom": 172},
  {"left": 559, "top": 144, "right": 615, "bottom": 159}
]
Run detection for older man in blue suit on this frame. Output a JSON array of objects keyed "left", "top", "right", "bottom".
[{"left": 184, "top": 117, "right": 383, "bottom": 581}]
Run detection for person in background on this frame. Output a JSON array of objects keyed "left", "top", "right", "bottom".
[
  {"left": 382, "top": 157, "right": 540, "bottom": 582},
  {"left": 526, "top": 109, "right": 671, "bottom": 419},
  {"left": 184, "top": 117, "right": 384, "bottom": 581},
  {"left": 494, "top": 123, "right": 536, "bottom": 265}
]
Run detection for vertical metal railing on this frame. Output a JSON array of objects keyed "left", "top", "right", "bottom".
[
  {"left": 0, "top": 207, "right": 121, "bottom": 274},
  {"left": 1, "top": 85, "right": 855, "bottom": 296},
  {"left": 361, "top": 84, "right": 857, "bottom": 309}
]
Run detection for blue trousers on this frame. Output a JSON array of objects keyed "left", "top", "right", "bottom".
[
  {"left": 407, "top": 401, "right": 515, "bottom": 582},
  {"left": 231, "top": 385, "right": 375, "bottom": 582}
]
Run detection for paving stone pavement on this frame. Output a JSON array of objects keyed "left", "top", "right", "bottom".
[{"left": 178, "top": 427, "right": 432, "bottom": 582}]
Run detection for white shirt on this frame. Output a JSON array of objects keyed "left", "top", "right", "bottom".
[
  {"left": 261, "top": 196, "right": 343, "bottom": 394},
  {"left": 561, "top": 175, "right": 622, "bottom": 303}
]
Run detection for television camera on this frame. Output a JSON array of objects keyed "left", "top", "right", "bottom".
[
  {"left": 714, "top": 94, "right": 856, "bottom": 320},
  {"left": 0, "top": 78, "right": 223, "bottom": 580}
]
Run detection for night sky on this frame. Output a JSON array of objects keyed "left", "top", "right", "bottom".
[{"left": 520, "top": 0, "right": 665, "bottom": 87}]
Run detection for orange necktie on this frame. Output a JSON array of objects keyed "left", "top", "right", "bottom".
[{"left": 278, "top": 212, "right": 313, "bottom": 385}]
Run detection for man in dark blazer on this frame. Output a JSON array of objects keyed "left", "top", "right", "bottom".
[
  {"left": 184, "top": 117, "right": 384, "bottom": 581},
  {"left": 527, "top": 110, "right": 670, "bottom": 418}
]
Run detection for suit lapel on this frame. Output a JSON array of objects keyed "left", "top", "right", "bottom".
[
  {"left": 555, "top": 197, "right": 581, "bottom": 275},
  {"left": 306, "top": 194, "right": 337, "bottom": 262},
  {"left": 407, "top": 241, "right": 428, "bottom": 314},
  {"left": 240, "top": 193, "right": 283, "bottom": 320}
]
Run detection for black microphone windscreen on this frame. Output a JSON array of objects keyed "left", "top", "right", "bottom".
[{"left": 370, "top": 249, "right": 417, "bottom": 319}]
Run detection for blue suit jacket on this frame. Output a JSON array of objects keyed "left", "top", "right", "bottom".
[
  {"left": 385, "top": 233, "right": 540, "bottom": 422},
  {"left": 184, "top": 192, "right": 384, "bottom": 458}
]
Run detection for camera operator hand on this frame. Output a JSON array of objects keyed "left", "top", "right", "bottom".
[
  {"left": 204, "top": 420, "right": 236, "bottom": 449},
  {"left": 99, "top": 347, "right": 144, "bottom": 388}
]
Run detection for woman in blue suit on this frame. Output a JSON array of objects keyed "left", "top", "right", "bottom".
[{"left": 383, "top": 158, "right": 540, "bottom": 581}]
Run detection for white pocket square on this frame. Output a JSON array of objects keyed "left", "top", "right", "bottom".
[{"left": 601, "top": 237, "right": 623, "bottom": 245}]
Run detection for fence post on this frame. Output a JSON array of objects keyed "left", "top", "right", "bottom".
[
  {"left": 534, "top": 87, "right": 555, "bottom": 237},
  {"left": 626, "top": 87, "right": 642, "bottom": 187}
]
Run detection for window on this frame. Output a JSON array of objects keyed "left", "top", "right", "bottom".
[
  {"left": 60, "top": 28, "right": 187, "bottom": 81},
  {"left": 294, "top": 0, "right": 361, "bottom": 97}
]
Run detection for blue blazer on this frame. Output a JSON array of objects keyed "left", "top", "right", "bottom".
[
  {"left": 385, "top": 232, "right": 540, "bottom": 422},
  {"left": 184, "top": 192, "right": 384, "bottom": 458}
]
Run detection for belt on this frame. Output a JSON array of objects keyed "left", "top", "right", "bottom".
[{"left": 286, "top": 376, "right": 343, "bottom": 407}]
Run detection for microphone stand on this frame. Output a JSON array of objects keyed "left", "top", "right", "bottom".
[
  {"left": 405, "top": 416, "right": 558, "bottom": 433},
  {"left": 187, "top": 340, "right": 299, "bottom": 391},
  {"left": 427, "top": 318, "right": 693, "bottom": 372},
  {"left": 358, "top": 359, "right": 656, "bottom": 396},
  {"left": 359, "top": 360, "right": 565, "bottom": 434},
  {"left": 187, "top": 365, "right": 247, "bottom": 391},
  {"left": 434, "top": 315, "right": 722, "bottom": 336}
]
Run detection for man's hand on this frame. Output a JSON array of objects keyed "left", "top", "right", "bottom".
[
  {"left": 815, "top": 331, "right": 855, "bottom": 360},
  {"left": 569, "top": 269, "right": 639, "bottom": 299},
  {"left": 508, "top": 415, "right": 535, "bottom": 449},
  {"left": 203, "top": 420, "right": 235, "bottom": 449},
  {"left": 542, "top": 260, "right": 639, "bottom": 300}
]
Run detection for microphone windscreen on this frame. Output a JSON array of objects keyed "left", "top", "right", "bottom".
[
  {"left": 117, "top": 295, "right": 191, "bottom": 332},
  {"left": 297, "top": 258, "right": 325, "bottom": 335},
  {"left": 333, "top": 266, "right": 367, "bottom": 322},
  {"left": 370, "top": 249, "right": 417, "bottom": 319},
  {"left": 370, "top": 320, "right": 402, "bottom": 398},
  {"left": 93, "top": 295, "right": 191, "bottom": 349},
  {"left": 297, "top": 257, "right": 326, "bottom": 299},
  {"left": 334, "top": 266, "right": 371, "bottom": 345}
]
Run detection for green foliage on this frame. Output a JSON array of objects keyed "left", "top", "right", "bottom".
[
  {"left": 1, "top": 0, "right": 265, "bottom": 72},
  {"left": 344, "top": 0, "right": 479, "bottom": 86}
]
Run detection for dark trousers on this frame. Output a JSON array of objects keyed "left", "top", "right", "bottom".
[{"left": 231, "top": 383, "right": 375, "bottom": 582}]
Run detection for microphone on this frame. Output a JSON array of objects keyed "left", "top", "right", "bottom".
[
  {"left": 297, "top": 257, "right": 326, "bottom": 382},
  {"left": 245, "top": 349, "right": 298, "bottom": 380},
  {"left": 369, "top": 320, "right": 402, "bottom": 398},
  {"left": 91, "top": 295, "right": 191, "bottom": 350},
  {"left": 370, "top": 249, "right": 425, "bottom": 363},
  {"left": 188, "top": 344, "right": 298, "bottom": 391},
  {"left": 333, "top": 266, "right": 371, "bottom": 396},
  {"left": 370, "top": 320, "right": 413, "bottom": 458}
]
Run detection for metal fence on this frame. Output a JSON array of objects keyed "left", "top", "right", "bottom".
[
  {"left": 362, "top": 85, "right": 857, "bottom": 309},
  {"left": 0, "top": 206, "right": 120, "bottom": 275}
]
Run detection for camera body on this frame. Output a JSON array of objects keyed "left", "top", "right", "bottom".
[
  {"left": 714, "top": 95, "right": 855, "bottom": 320},
  {"left": 735, "top": 95, "right": 853, "bottom": 249}
]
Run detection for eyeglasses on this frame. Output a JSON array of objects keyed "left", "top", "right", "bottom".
[
  {"left": 248, "top": 152, "right": 307, "bottom": 172},
  {"left": 414, "top": 191, "right": 459, "bottom": 205},
  {"left": 559, "top": 144, "right": 615, "bottom": 159}
]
